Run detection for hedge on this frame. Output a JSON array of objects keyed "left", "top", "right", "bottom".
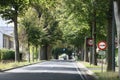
[{"left": 0, "top": 49, "right": 15, "bottom": 60}]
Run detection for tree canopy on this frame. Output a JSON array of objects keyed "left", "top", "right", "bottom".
[{"left": 0, "top": 0, "right": 117, "bottom": 72}]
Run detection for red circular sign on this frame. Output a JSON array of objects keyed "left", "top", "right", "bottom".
[
  {"left": 87, "top": 38, "right": 93, "bottom": 46},
  {"left": 98, "top": 41, "right": 107, "bottom": 50}
]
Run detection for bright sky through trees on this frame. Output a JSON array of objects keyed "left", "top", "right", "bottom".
[{"left": 0, "top": 17, "right": 13, "bottom": 27}]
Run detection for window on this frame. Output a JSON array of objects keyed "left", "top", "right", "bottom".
[
  {"left": 3, "top": 35, "right": 9, "bottom": 49},
  {"left": 9, "top": 40, "right": 13, "bottom": 49}
]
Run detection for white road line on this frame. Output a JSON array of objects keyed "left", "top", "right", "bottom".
[{"left": 73, "top": 62, "right": 85, "bottom": 80}]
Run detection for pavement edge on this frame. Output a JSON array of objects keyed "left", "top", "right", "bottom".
[{"left": 76, "top": 61, "right": 99, "bottom": 80}]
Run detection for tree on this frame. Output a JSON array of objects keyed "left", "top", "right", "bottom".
[
  {"left": 19, "top": 8, "right": 42, "bottom": 62},
  {"left": 106, "top": 0, "right": 114, "bottom": 71},
  {"left": 29, "top": 0, "right": 63, "bottom": 60},
  {"left": 0, "top": 0, "right": 29, "bottom": 62},
  {"left": 114, "top": 0, "right": 120, "bottom": 77}
]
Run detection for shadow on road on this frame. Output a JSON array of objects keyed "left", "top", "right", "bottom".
[{"left": 0, "top": 60, "right": 96, "bottom": 80}]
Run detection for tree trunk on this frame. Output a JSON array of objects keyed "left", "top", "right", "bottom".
[
  {"left": 44, "top": 44, "right": 48, "bottom": 60},
  {"left": 84, "top": 37, "right": 89, "bottom": 62},
  {"left": 47, "top": 45, "right": 52, "bottom": 60},
  {"left": 81, "top": 48, "right": 84, "bottom": 61},
  {"left": 107, "top": 0, "right": 113, "bottom": 71},
  {"left": 54, "top": 49, "right": 59, "bottom": 59},
  {"left": 111, "top": 10, "right": 116, "bottom": 71},
  {"left": 92, "top": 17, "right": 97, "bottom": 65},
  {"left": 89, "top": 22, "right": 93, "bottom": 64},
  {"left": 28, "top": 43, "right": 30, "bottom": 62},
  {"left": 14, "top": 15, "right": 20, "bottom": 62},
  {"left": 114, "top": 0, "right": 120, "bottom": 77},
  {"left": 40, "top": 45, "right": 48, "bottom": 60},
  {"left": 117, "top": 0, "right": 120, "bottom": 16},
  {"left": 92, "top": 1, "right": 97, "bottom": 65},
  {"left": 0, "top": 51, "right": 1, "bottom": 61},
  {"left": 32, "top": 47, "right": 34, "bottom": 62},
  {"left": 40, "top": 46, "right": 45, "bottom": 60},
  {"left": 55, "top": 54, "right": 59, "bottom": 59},
  {"left": 38, "top": 46, "right": 41, "bottom": 61},
  {"left": 117, "top": 0, "right": 120, "bottom": 77},
  {"left": 35, "top": 46, "right": 38, "bottom": 61}
]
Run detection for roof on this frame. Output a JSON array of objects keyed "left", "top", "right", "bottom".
[
  {"left": 0, "top": 26, "right": 14, "bottom": 37},
  {"left": 0, "top": 17, "right": 14, "bottom": 27}
]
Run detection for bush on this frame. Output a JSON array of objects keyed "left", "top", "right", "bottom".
[{"left": 0, "top": 49, "right": 15, "bottom": 60}]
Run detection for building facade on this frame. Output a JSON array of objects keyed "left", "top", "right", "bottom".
[{"left": 0, "top": 26, "right": 14, "bottom": 49}]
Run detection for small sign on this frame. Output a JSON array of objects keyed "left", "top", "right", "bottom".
[
  {"left": 87, "top": 38, "right": 93, "bottom": 46},
  {"left": 98, "top": 41, "right": 107, "bottom": 50},
  {"left": 98, "top": 51, "right": 106, "bottom": 55}
]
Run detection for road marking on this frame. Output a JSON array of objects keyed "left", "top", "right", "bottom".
[
  {"left": 73, "top": 63, "right": 85, "bottom": 80},
  {"left": 6, "top": 69, "right": 79, "bottom": 74}
]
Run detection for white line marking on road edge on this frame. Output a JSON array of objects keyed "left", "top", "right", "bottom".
[{"left": 73, "top": 63, "right": 85, "bottom": 80}]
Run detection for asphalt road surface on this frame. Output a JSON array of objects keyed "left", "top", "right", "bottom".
[{"left": 0, "top": 60, "right": 95, "bottom": 80}]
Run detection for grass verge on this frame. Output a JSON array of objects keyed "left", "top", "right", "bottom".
[
  {"left": 81, "top": 61, "right": 119, "bottom": 80},
  {"left": 96, "top": 72, "right": 119, "bottom": 80},
  {"left": 81, "top": 61, "right": 101, "bottom": 68},
  {"left": 0, "top": 60, "right": 41, "bottom": 71}
]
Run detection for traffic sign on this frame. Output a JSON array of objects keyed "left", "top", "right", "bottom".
[
  {"left": 98, "top": 41, "right": 107, "bottom": 50},
  {"left": 87, "top": 38, "right": 93, "bottom": 46},
  {"left": 98, "top": 51, "right": 106, "bottom": 55}
]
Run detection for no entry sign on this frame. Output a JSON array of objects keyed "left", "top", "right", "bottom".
[{"left": 98, "top": 41, "right": 107, "bottom": 50}]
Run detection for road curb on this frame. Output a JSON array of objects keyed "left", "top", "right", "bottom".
[{"left": 76, "top": 62, "right": 99, "bottom": 79}]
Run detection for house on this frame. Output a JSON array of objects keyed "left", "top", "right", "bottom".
[{"left": 0, "top": 26, "right": 14, "bottom": 49}]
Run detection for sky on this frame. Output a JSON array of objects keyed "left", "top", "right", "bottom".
[{"left": 0, "top": 17, "right": 14, "bottom": 27}]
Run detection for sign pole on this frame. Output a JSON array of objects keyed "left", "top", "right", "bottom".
[
  {"left": 98, "top": 41, "right": 107, "bottom": 73},
  {"left": 101, "top": 55, "right": 103, "bottom": 72},
  {"left": 87, "top": 38, "right": 93, "bottom": 64},
  {"left": 99, "top": 50, "right": 105, "bottom": 72}
]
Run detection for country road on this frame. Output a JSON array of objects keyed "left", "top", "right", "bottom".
[{"left": 0, "top": 60, "right": 95, "bottom": 80}]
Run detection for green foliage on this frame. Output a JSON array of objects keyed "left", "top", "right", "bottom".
[
  {"left": 52, "top": 47, "right": 73, "bottom": 58},
  {"left": 19, "top": 6, "right": 63, "bottom": 49},
  {"left": 0, "top": 0, "right": 112, "bottom": 60},
  {"left": 96, "top": 72, "right": 119, "bottom": 80},
  {"left": 19, "top": 8, "right": 42, "bottom": 46},
  {"left": 42, "top": 21, "right": 63, "bottom": 45},
  {"left": 0, "top": 61, "right": 40, "bottom": 70},
  {"left": 0, "top": 0, "right": 30, "bottom": 62},
  {"left": 0, "top": 49, "right": 15, "bottom": 60},
  {"left": 62, "top": 0, "right": 108, "bottom": 43},
  {"left": 82, "top": 62, "right": 119, "bottom": 80},
  {"left": 0, "top": 0, "right": 29, "bottom": 22}
]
